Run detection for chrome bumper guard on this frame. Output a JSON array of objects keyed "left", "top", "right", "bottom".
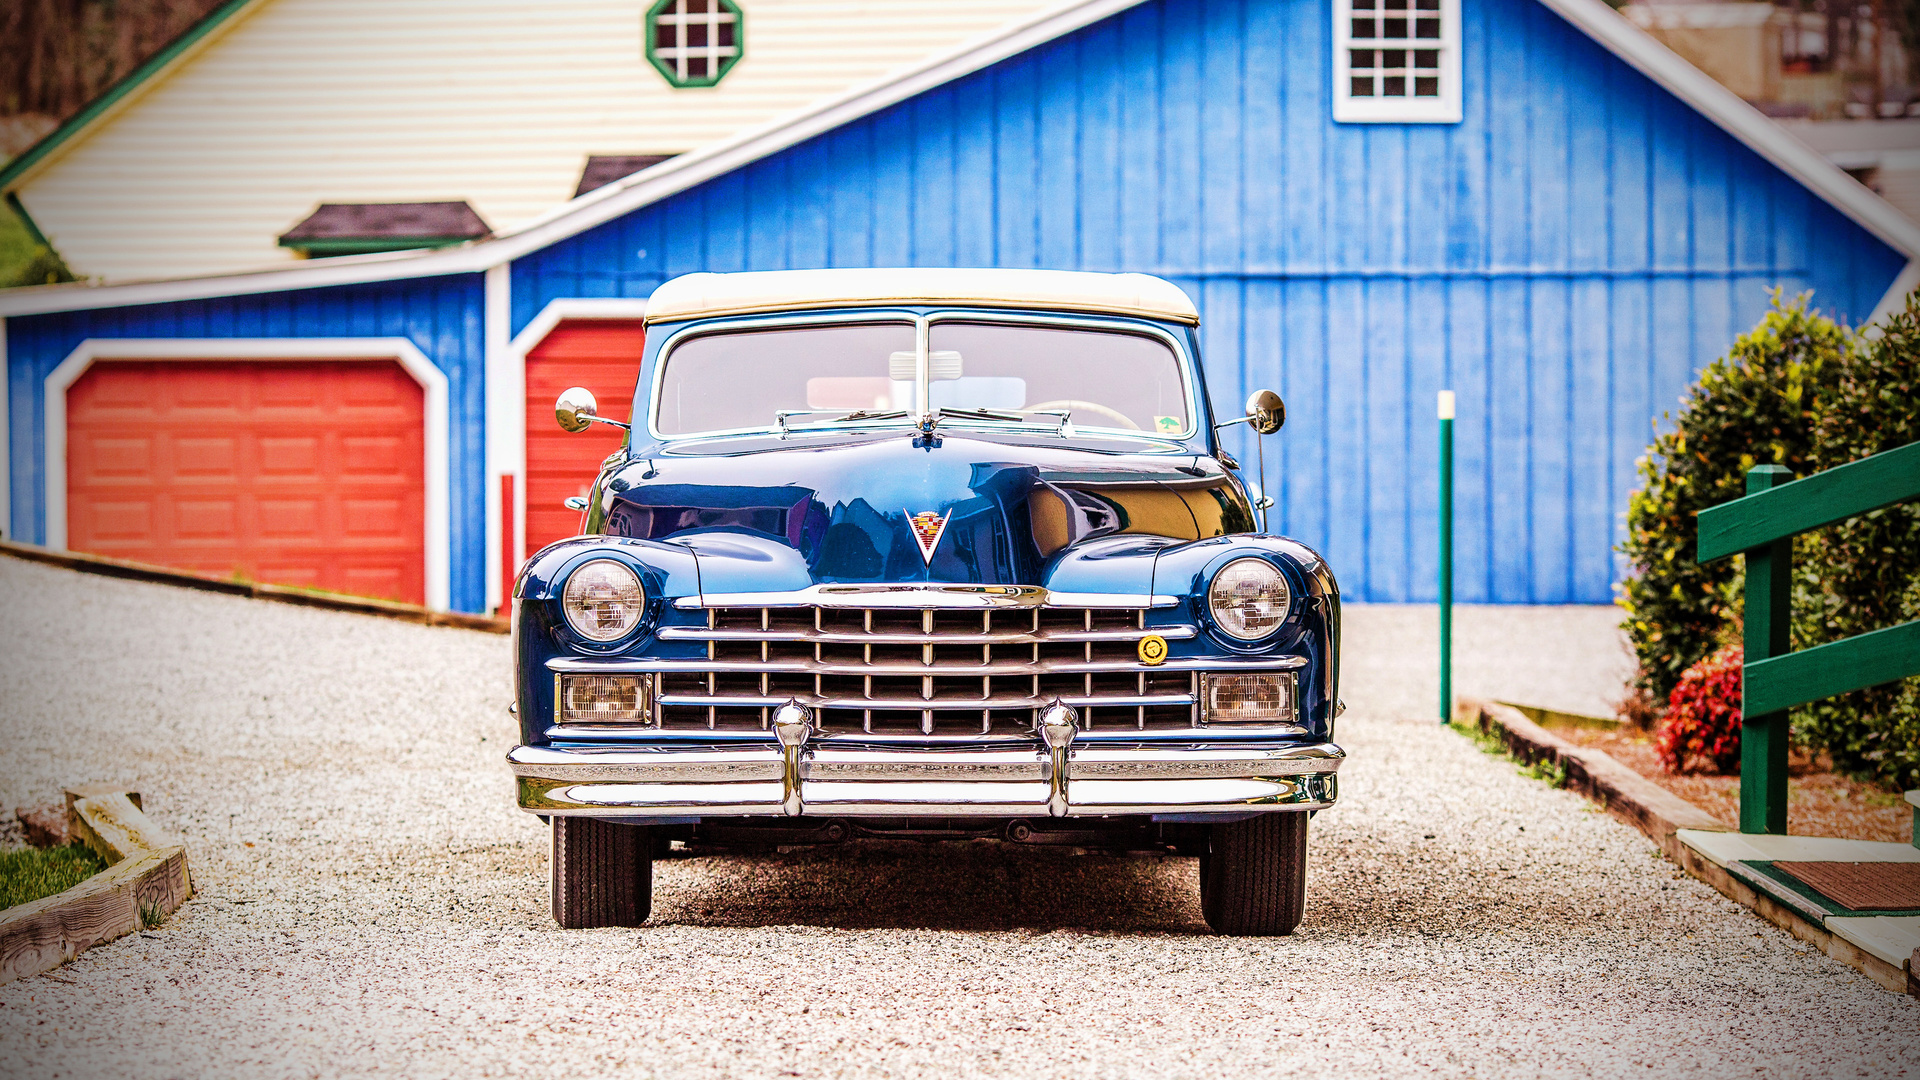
[{"left": 509, "top": 738, "right": 1342, "bottom": 818}]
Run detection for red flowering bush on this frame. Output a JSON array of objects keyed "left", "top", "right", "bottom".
[{"left": 1656, "top": 647, "right": 1744, "bottom": 774}]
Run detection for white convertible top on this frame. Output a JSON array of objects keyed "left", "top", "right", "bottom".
[{"left": 643, "top": 268, "right": 1200, "bottom": 325}]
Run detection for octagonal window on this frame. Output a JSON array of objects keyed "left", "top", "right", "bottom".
[{"left": 646, "top": 0, "right": 743, "bottom": 88}]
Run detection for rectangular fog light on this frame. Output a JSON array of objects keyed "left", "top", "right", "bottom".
[
  {"left": 558, "top": 674, "right": 652, "bottom": 724},
  {"left": 1201, "top": 672, "right": 1297, "bottom": 725}
]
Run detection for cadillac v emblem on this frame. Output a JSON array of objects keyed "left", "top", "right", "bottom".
[{"left": 907, "top": 510, "right": 951, "bottom": 565}]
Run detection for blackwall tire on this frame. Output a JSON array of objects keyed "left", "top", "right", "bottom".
[
  {"left": 551, "top": 817, "right": 654, "bottom": 928},
  {"left": 1201, "top": 812, "right": 1308, "bottom": 936}
]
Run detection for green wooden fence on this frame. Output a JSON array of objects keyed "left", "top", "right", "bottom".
[{"left": 1696, "top": 439, "right": 1920, "bottom": 834}]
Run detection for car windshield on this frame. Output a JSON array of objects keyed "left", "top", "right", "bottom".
[
  {"left": 652, "top": 317, "right": 1191, "bottom": 437},
  {"left": 926, "top": 321, "right": 1191, "bottom": 436}
]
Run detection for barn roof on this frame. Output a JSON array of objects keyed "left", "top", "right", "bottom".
[
  {"left": 3, "top": 0, "right": 1915, "bottom": 319},
  {"left": 278, "top": 201, "right": 491, "bottom": 253}
]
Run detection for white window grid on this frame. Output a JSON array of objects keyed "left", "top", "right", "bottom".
[
  {"left": 650, "top": 0, "right": 740, "bottom": 87},
  {"left": 1333, "top": 0, "right": 1462, "bottom": 123}
]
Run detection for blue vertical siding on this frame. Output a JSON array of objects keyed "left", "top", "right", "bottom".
[
  {"left": 511, "top": 0, "right": 1904, "bottom": 602},
  {"left": 6, "top": 275, "right": 489, "bottom": 612}
]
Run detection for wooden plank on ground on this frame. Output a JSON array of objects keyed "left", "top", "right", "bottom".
[{"left": 0, "top": 788, "right": 191, "bottom": 984}]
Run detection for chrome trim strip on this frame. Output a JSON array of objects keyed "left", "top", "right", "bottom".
[
  {"left": 656, "top": 692, "right": 1196, "bottom": 710},
  {"left": 521, "top": 779, "right": 787, "bottom": 815},
  {"left": 656, "top": 625, "right": 1198, "bottom": 644},
  {"left": 1066, "top": 774, "right": 1336, "bottom": 814},
  {"left": 511, "top": 741, "right": 1341, "bottom": 780},
  {"left": 511, "top": 741, "right": 1341, "bottom": 817},
  {"left": 806, "top": 727, "right": 1314, "bottom": 743},
  {"left": 1068, "top": 743, "right": 1342, "bottom": 777},
  {"left": 547, "top": 655, "right": 1307, "bottom": 676},
  {"left": 563, "top": 658, "right": 1256, "bottom": 678},
  {"left": 672, "top": 584, "right": 1181, "bottom": 610},
  {"left": 509, "top": 744, "right": 784, "bottom": 780},
  {"left": 646, "top": 309, "right": 1203, "bottom": 444},
  {"left": 551, "top": 670, "right": 655, "bottom": 726},
  {"left": 804, "top": 747, "right": 1047, "bottom": 781},
  {"left": 922, "top": 310, "right": 1202, "bottom": 441},
  {"left": 798, "top": 781, "right": 1051, "bottom": 815},
  {"left": 647, "top": 310, "right": 923, "bottom": 443}
]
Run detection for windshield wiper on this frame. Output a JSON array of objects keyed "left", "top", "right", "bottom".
[
  {"left": 935, "top": 406, "right": 1074, "bottom": 437},
  {"left": 936, "top": 406, "right": 1029, "bottom": 424},
  {"left": 773, "top": 408, "right": 912, "bottom": 437},
  {"left": 832, "top": 408, "right": 910, "bottom": 423}
]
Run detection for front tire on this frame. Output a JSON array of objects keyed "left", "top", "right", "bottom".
[
  {"left": 1200, "top": 812, "right": 1308, "bottom": 935},
  {"left": 551, "top": 817, "right": 653, "bottom": 928}
]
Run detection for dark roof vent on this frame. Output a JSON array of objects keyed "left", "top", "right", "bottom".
[
  {"left": 574, "top": 155, "right": 679, "bottom": 198},
  {"left": 279, "top": 201, "right": 490, "bottom": 257}
]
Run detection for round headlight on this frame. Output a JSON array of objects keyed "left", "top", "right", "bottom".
[
  {"left": 562, "top": 559, "right": 646, "bottom": 641},
  {"left": 1208, "top": 558, "right": 1291, "bottom": 640}
]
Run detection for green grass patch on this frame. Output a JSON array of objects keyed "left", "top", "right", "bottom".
[
  {"left": 0, "top": 844, "right": 108, "bottom": 910},
  {"left": 1451, "top": 719, "right": 1570, "bottom": 789}
]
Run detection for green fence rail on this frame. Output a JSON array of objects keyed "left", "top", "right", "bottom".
[{"left": 1696, "top": 439, "right": 1920, "bottom": 834}]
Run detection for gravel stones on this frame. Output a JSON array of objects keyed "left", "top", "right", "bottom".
[{"left": 0, "top": 558, "right": 1914, "bottom": 1078}]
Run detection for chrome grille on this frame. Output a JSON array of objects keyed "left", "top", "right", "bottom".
[{"left": 651, "top": 606, "right": 1199, "bottom": 735}]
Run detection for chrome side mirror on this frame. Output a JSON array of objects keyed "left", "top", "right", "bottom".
[
  {"left": 555, "top": 387, "right": 628, "bottom": 433},
  {"left": 1213, "top": 389, "right": 1285, "bottom": 435},
  {"left": 1212, "top": 389, "right": 1285, "bottom": 533},
  {"left": 556, "top": 387, "right": 599, "bottom": 433},
  {"left": 1245, "top": 389, "right": 1285, "bottom": 435}
]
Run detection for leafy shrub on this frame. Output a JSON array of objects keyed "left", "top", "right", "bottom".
[
  {"left": 1656, "top": 646, "right": 1744, "bottom": 774},
  {"left": 1618, "top": 293, "right": 1846, "bottom": 705},
  {"left": 1791, "top": 291, "right": 1920, "bottom": 791},
  {"left": 1620, "top": 289, "right": 1920, "bottom": 791}
]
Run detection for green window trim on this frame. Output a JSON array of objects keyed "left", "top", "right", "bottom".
[
  {"left": 644, "top": 0, "right": 744, "bottom": 89},
  {"left": 280, "top": 237, "right": 475, "bottom": 257}
]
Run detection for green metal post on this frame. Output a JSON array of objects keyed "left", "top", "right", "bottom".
[
  {"left": 1439, "top": 391, "right": 1454, "bottom": 724},
  {"left": 1741, "top": 465, "right": 1793, "bottom": 835}
]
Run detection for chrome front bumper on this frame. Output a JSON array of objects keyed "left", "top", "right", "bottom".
[{"left": 509, "top": 739, "right": 1343, "bottom": 818}]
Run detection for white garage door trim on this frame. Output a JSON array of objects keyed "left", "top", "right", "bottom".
[
  {"left": 500, "top": 298, "right": 649, "bottom": 592},
  {"left": 45, "top": 337, "right": 451, "bottom": 610}
]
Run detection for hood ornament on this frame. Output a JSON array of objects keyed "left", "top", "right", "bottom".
[{"left": 906, "top": 510, "right": 951, "bottom": 565}]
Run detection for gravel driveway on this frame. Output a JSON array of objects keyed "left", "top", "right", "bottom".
[{"left": 1, "top": 556, "right": 1914, "bottom": 1079}]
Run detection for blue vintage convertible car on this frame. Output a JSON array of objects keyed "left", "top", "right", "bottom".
[{"left": 509, "top": 268, "right": 1343, "bottom": 934}]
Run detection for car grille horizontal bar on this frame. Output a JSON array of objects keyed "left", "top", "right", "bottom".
[{"left": 656, "top": 605, "right": 1201, "bottom": 736}]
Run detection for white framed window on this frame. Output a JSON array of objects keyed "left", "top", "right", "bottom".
[{"left": 1333, "top": 0, "right": 1462, "bottom": 123}]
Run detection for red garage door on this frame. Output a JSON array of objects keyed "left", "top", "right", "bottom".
[
  {"left": 66, "top": 359, "right": 427, "bottom": 605},
  {"left": 524, "top": 320, "right": 644, "bottom": 558}
]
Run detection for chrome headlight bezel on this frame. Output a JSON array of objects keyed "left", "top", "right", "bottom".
[
  {"left": 560, "top": 558, "right": 648, "bottom": 643},
  {"left": 1205, "top": 556, "right": 1293, "bottom": 642},
  {"left": 555, "top": 672, "right": 653, "bottom": 724}
]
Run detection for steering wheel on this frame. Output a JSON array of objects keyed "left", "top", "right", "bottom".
[{"left": 1026, "top": 399, "right": 1140, "bottom": 430}]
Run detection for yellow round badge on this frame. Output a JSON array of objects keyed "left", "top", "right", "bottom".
[{"left": 1137, "top": 634, "right": 1169, "bottom": 666}]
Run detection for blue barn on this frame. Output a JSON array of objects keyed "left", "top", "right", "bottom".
[{"left": 4, "top": 0, "right": 1914, "bottom": 613}]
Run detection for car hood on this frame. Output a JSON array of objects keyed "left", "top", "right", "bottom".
[{"left": 597, "top": 431, "right": 1255, "bottom": 593}]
